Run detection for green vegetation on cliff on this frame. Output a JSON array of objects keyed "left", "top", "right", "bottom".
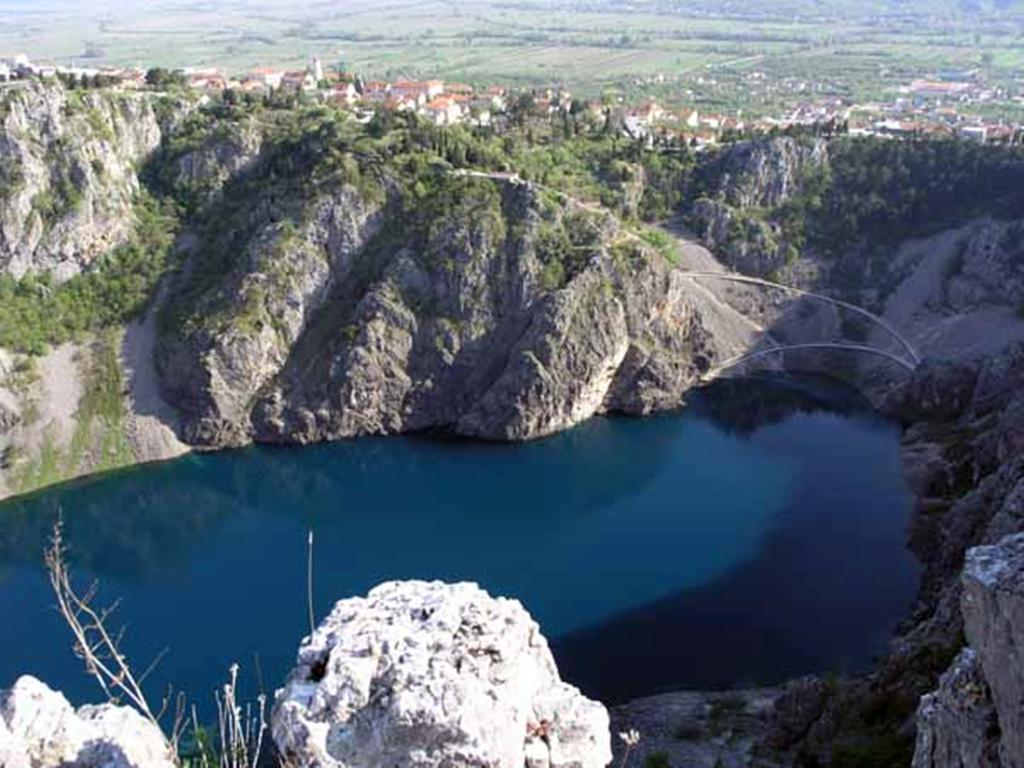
[
  {"left": 801, "top": 138, "right": 1024, "bottom": 252},
  {"left": 695, "top": 136, "right": 1024, "bottom": 258},
  {"left": 0, "top": 194, "right": 179, "bottom": 355}
]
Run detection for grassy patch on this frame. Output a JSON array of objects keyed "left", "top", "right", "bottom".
[
  {"left": 634, "top": 225, "right": 679, "bottom": 264},
  {"left": 85, "top": 106, "right": 115, "bottom": 143},
  {"left": 10, "top": 330, "right": 134, "bottom": 496}
]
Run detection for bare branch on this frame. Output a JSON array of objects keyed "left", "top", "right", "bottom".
[{"left": 44, "top": 518, "right": 178, "bottom": 763}]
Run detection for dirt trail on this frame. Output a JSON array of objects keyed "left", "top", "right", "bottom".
[{"left": 120, "top": 303, "right": 190, "bottom": 464}]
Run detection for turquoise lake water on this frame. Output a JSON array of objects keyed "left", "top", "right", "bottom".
[{"left": 0, "top": 377, "right": 919, "bottom": 713}]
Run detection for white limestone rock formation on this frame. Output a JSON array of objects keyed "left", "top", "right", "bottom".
[
  {"left": 272, "top": 580, "right": 611, "bottom": 768},
  {"left": 0, "top": 675, "right": 175, "bottom": 768}
]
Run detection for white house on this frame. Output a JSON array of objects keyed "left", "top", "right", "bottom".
[
  {"left": 249, "top": 67, "right": 284, "bottom": 89},
  {"left": 960, "top": 124, "right": 988, "bottom": 143},
  {"left": 281, "top": 69, "right": 317, "bottom": 92},
  {"left": 329, "top": 81, "right": 358, "bottom": 105},
  {"left": 422, "top": 96, "right": 462, "bottom": 125},
  {"left": 679, "top": 108, "right": 699, "bottom": 129}
]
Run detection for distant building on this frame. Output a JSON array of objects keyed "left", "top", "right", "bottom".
[
  {"left": 248, "top": 67, "right": 284, "bottom": 89},
  {"left": 56, "top": 65, "right": 100, "bottom": 80},
  {"left": 186, "top": 68, "right": 227, "bottom": 91},
  {"left": 875, "top": 119, "right": 920, "bottom": 138},
  {"left": 423, "top": 96, "right": 462, "bottom": 125},
  {"left": 392, "top": 78, "right": 444, "bottom": 104},
  {"left": 679, "top": 108, "right": 700, "bottom": 129},
  {"left": 700, "top": 114, "right": 724, "bottom": 131},
  {"left": 109, "top": 67, "right": 146, "bottom": 89},
  {"left": 328, "top": 81, "right": 358, "bottom": 105},
  {"left": 987, "top": 125, "right": 1016, "bottom": 144},
  {"left": 361, "top": 81, "right": 391, "bottom": 102},
  {"left": 627, "top": 101, "right": 664, "bottom": 125},
  {"left": 383, "top": 95, "right": 417, "bottom": 112},
  {"left": 309, "top": 55, "right": 324, "bottom": 83},
  {"left": 281, "top": 69, "right": 317, "bottom": 92},
  {"left": 2, "top": 53, "right": 30, "bottom": 77},
  {"left": 960, "top": 124, "right": 988, "bottom": 143},
  {"left": 31, "top": 61, "right": 57, "bottom": 78},
  {"left": 909, "top": 79, "right": 971, "bottom": 99}
]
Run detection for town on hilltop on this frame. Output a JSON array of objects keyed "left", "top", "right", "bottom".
[{"left": 2, "top": 52, "right": 1022, "bottom": 147}]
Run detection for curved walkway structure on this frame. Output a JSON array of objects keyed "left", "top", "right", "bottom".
[
  {"left": 680, "top": 271, "right": 921, "bottom": 368},
  {"left": 703, "top": 342, "right": 918, "bottom": 382}
]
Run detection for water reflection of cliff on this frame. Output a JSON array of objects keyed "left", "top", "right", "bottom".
[
  {"left": 0, "top": 457, "right": 236, "bottom": 580},
  {"left": 691, "top": 373, "right": 877, "bottom": 436},
  {"left": 0, "top": 412, "right": 688, "bottom": 582},
  {"left": 0, "top": 375, "right": 873, "bottom": 585}
]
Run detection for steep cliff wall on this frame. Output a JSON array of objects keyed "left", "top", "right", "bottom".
[
  {"left": 157, "top": 171, "right": 751, "bottom": 447},
  {"left": 0, "top": 81, "right": 187, "bottom": 280},
  {"left": 688, "top": 137, "right": 828, "bottom": 278}
]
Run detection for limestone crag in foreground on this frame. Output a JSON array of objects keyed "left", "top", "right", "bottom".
[
  {"left": 274, "top": 581, "right": 611, "bottom": 768},
  {"left": 1, "top": 581, "right": 611, "bottom": 768},
  {"left": 0, "top": 676, "right": 174, "bottom": 768}
]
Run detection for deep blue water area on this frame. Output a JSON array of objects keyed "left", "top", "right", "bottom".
[{"left": 0, "top": 376, "right": 919, "bottom": 714}]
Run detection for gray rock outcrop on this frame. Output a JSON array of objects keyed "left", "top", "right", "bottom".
[
  {"left": 272, "top": 580, "right": 612, "bottom": 768},
  {"left": 693, "top": 137, "right": 828, "bottom": 211},
  {"left": 0, "top": 675, "right": 175, "bottom": 768},
  {"left": 912, "top": 649, "right": 1000, "bottom": 768},
  {"left": 166, "top": 116, "right": 263, "bottom": 206},
  {"left": 689, "top": 137, "right": 828, "bottom": 277},
  {"left": 913, "top": 533, "right": 1024, "bottom": 768},
  {"left": 961, "top": 534, "right": 1024, "bottom": 767},
  {"left": 0, "top": 81, "right": 183, "bottom": 280}
]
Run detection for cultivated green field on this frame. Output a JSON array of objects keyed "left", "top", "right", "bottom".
[{"left": 2, "top": 0, "right": 1023, "bottom": 108}]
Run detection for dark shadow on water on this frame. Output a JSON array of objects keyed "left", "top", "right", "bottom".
[
  {"left": 692, "top": 372, "right": 875, "bottom": 436},
  {"left": 554, "top": 376, "right": 919, "bottom": 703}
]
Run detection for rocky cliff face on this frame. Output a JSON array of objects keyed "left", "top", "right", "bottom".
[
  {"left": 689, "top": 137, "right": 828, "bottom": 278},
  {"left": 158, "top": 179, "right": 386, "bottom": 446},
  {"left": 912, "top": 648, "right": 1000, "bottom": 768},
  {"left": 913, "top": 533, "right": 1024, "bottom": 768},
  {"left": 889, "top": 345, "right": 1024, "bottom": 649},
  {"left": 164, "top": 116, "right": 263, "bottom": 207},
  {"left": 959, "top": 535, "right": 1024, "bottom": 766},
  {"left": 159, "top": 175, "right": 744, "bottom": 448},
  {"left": 0, "top": 81, "right": 183, "bottom": 280}
]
